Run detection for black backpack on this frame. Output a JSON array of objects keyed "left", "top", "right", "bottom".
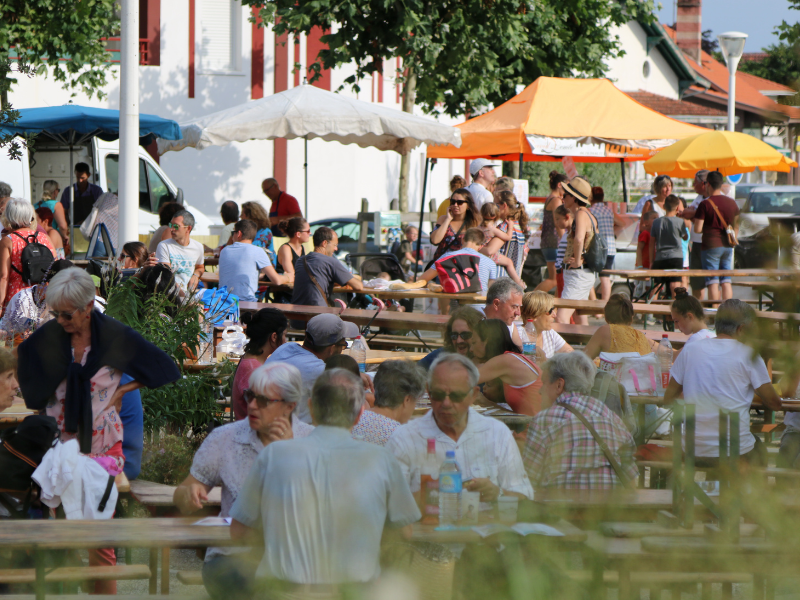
[
  {"left": 434, "top": 252, "right": 482, "bottom": 293},
  {"left": 582, "top": 214, "right": 609, "bottom": 273},
  {"left": 11, "top": 232, "right": 55, "bottom": 284},
  {"left": 0, "top": 415, "right": 58, "bottom": 518}
]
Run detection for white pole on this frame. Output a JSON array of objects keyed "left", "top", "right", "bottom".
[
  {"left": 118, "top": 0, "right": 140, "bottom": 250},
  {"left": 727, "top": 65, "right": 736, "bottom": 132}
]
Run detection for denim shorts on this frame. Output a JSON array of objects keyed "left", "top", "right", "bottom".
[
  {"left": 701, "top": 246, "right": 734, "bottom": 286},
  {"left": 541, "top": 247, "right": 558, "bottom": 263}
]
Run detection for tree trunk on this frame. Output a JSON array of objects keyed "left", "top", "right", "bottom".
[
  {"left": 398, "top": 67, "right": 417, "bottom": 214},
  {"left": 1, "top": 64, "right": 9, "bottom": 110}
]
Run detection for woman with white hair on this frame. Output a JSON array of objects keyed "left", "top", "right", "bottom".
[
  {"left": 522, "top": 352, "right": 638, "bottom": 490},
  {"left": 0, "top": 198, "right": 56, "bottom": 309},
  {"left": 17, "top": 267, "right": 180, "bottom": 593},
  {"left": 174, "top": 361, "right": 314, "bottom": 600}
]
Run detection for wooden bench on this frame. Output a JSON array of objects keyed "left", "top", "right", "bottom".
[
  {"left": 128, "top": 480, "right": 221, "bottom": 516},
  {"left": 0, "top": 564, "right": 151, "bottom": 585},
  {"left": 177, "top": 570, "right": 204, "bottom": 585},
  {"left": 566, "top": 570, "right": 752, "bottom": 586}
]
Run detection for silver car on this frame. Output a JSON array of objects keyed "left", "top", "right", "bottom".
[{"left": 737, "top": 186, "right": 800, "bottom": 268}]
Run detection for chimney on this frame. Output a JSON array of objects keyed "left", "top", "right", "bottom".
[{"left": 676, "top": 0, "right": 702, "bottom": 62}]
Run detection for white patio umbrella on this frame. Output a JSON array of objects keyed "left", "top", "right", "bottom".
[{"left": 157, "top": 84, "right": 461, "bottom": 215}]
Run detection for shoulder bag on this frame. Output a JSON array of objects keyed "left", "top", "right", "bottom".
[
  {"left": 706, "top": 199, "right": 738, "bottom": 247},
  {"left": 300, "top": 255, "right": 335, "bottom": 308},
  {"left": 424, "top": 221, "right": 465, "bottom": 271},
  {"left": 556, "top": 401, "right": 635, "bottom": 488},
  {"left": 580, "top": 210, "right": 608, "bottom": 273}
]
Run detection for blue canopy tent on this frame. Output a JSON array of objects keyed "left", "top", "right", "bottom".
[{"left": 0, "top": 105, "right": 182, "bottom": 257}]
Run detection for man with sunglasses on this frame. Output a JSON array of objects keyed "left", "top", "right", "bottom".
[
  {"left": 465, "top": 158, "right": 498, "bottom": 210},
  {"left": 387, "top": 353, "right": 533, "bottom": 504},
  {"left": 155, "top": 209, "right": 205, "bottom": 293},
  {"left": 266, "top": 313, "right": 360, "bottom": 424}
]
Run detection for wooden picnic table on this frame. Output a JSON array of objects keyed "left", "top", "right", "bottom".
[
  {"left": 408, "top": 518, "right": 586, "bottom": 544},
  {"left": 602, "top": 268, "right": 797, "bottom": 280},
  {"left": 532, "top": 489, "right": 705, "bottom": 523},
  {"left": 0, "top": 398, "right": 33, "bottom": 426},
  {"left": 0, "top": 518, "right": 237, "bottom": 599}
]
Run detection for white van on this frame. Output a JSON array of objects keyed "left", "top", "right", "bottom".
[{"left": 2, "top": 137, "right": 215, "bottom": 235}]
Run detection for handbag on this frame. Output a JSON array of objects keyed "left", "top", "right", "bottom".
[
  {"left": 557, "top": 401, "right": 635, "bottom": 488},
  {"left": 434, "top": 252, "right": 482, "bottom": 293},
  {"left": 706, "top": 199, "right": 738, "bottom": 247}
]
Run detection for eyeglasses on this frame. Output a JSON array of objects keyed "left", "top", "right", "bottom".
[
  {"left": 49, "top": 308, "right": 80, "bottom": 321},
  {"left": 262, "top": 184, "right": 276, "bottom": 194},
  {"left": 119, "top": 253, "right": 130, "bottom": 261},
  {"left": 449, "top": 331, "right": 473, "bottom": 341},
  {"left": 168, "top": 223, "right": 183, "bottom": 230},
  {"left": 243, "top": 389, "right": 284, "bottom": 408},
  {"left": 449, "top": 199, "right": 467, "bottom": 206},
  {"left": 430, "top": 389, "right": 469, "bottom": 404},
  {"left": 333, "top": 340, "right": 348, "bottom": 349}
]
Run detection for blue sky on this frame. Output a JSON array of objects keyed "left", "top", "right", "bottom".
[{"left": 655, "top": 0, "right": 798, "bottom": 51}]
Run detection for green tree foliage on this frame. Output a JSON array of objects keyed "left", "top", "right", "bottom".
[
  {"left": 0, "top": 0, "right": 119, "bottom": 157},
  {"left": 245, "top": 0, "right": 656, "bottom": 118}
]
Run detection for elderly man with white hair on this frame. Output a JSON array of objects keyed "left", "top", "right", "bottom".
[
  {"left": 523, "top": 352, "right": 638, "bottom": 490},
  {"left": 387, "top": 353, "right": 533, "bottom": 502},
  {"left": 174, "top": 362, "right": 313, "bottom": 600},
  {"left": 0, "top": 198, "right": 55, "bottom": 309},
  {"left": 230, "top": 368, "right": 419, "bottom": 593},
  {"left": 664, "top": 299, "right": 781, "bottom": 468}
]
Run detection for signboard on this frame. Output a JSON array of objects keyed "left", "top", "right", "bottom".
[
  {"left": 378, "top": 211, "right": 402, "bottom": 247},
  {"left": 561, "top": 157, "right": 578, "bottom": 179},
  {"left": 727, "top": 173, "right": 743, "bottom": 185},
  {"left": 512, "top": 178, "right": 529, "bottom": 205},
  {"left": 526, "top": 135, "right": 675, "bottom": 159}
]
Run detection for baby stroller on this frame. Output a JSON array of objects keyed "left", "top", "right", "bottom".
[{"left": 345, "top": 253, "right": 412, "bottom": 312}]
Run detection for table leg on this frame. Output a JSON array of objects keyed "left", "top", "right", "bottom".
[
  {"left": 700, "top": 581, "right": 711, "bottom": 600},
  {"left": 34, "top": 549, "right": 45, "bottom": 600},
  {"left": 721, "top": 581, "right": 732, "bottom": 600},
  {"left": 754, "top": 574, "right": 765, "bottom": 600},
  {"left": 618, "top": 567, "right": 632, "bottom": 600},
  {"left": 161, "top": 547, "right": 170, "bottom": 595},
  {"left": 766, "top": 575, "right": 775, "bottom": 600},
  {"left": 149, "top": 548, "right": 157, "bottom": 595}
]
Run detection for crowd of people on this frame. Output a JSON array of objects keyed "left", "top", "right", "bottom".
[{"left": 0, "top": 161, "right": 783, "bottom": 600}]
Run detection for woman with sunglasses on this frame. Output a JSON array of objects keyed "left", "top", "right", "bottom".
[
  {"left": 175, "top": 362, "right": 313, "bottom": 600},
  {"left": 471, "top": 319, "right": 542, "bottom": 416},
  {"left": 18, "top": 267, "right": 180, "bottom": 593},
  {"left": 118, "top": 241, "right": 150, "bottom": 269},
  {"left": 232, "top": 308, "right": 289, "bottom": 420},
  {"left": 276, "top": 216, "right": 310, "bottom": 277},
  {"left": 430, "top": 188, "right": 479, "bottom": 262},
  {"left": 520, "top": 291, "right": 574, "bottom": 362},
  {"left": 418, "top": 306, "right": 483, "bottom": 370}
]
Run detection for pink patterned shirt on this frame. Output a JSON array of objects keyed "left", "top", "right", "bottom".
[{"left": 351, "top": 410, "right": 401, "bottom": 447}]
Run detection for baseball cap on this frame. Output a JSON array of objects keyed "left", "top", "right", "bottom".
[
  {"left": 469, "top": 158, "right": 498, "bottom": 177},
  {"left": 305, "top": 314, "right": 360, "bottom": 347}
]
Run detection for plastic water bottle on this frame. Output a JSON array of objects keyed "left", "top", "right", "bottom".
[
  {"left": 656, "top": 334, "right": 673, "bottom": 391},
  {"left": 438, "top": 450, "right": 462, "bottom": 525},
  {"left": 524, "top": 319, "right": 537, "bottom": 359},
  {"left": 515, "top": 323, "right": 535, "bottom": 357},
  {"left": 351, "top": 335, "right": 369, "bottom": 372}
]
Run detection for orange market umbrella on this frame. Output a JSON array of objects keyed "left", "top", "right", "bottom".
[
  {"left": 427, "top": 77, "right": 707, "bottom": 163},
  {"left": 644, "top": 130, "right": 799, "bottom": 177}
]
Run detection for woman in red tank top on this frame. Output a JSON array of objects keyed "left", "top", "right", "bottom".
[{"left": 470, "top": 319, "right": 543, "bottom": 416}]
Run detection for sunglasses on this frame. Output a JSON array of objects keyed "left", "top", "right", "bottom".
[
  {"left": 449, "top": 331, "right": 473, "bottom": 341},
  {"left": 119, "top": 253, "right": 130, "bottom": 261},
  {"left": 243, "top": 389, "right": 284, "bottom": 408},
  {"left": 168, "top": 223, "right": 184, "bottom": 230},
  {"left": 49, "top": 308, "right": 80, "bottom": 321},
  {"left": 430, "top": 389, "right": 469, "bottom": 404},
  {"left": 299, "top": 229, "right": 311, "bottom": 234},
  {"left": 450, "top": 199, "right": 467, "bottom": 206},
  {"left": 547, "top": 307, "right": 556, "bottom": 315}
]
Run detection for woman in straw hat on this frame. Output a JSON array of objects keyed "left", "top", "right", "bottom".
[{"left": 556, "top": 176, "right": 598, "bottom": 325}]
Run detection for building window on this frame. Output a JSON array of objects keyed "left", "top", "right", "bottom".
[
  {"left": 198, "top": 0, "right": 242, "bottom": 74},
  {"left": 642, "top": 60, "right": 651, "bottom": 79}
]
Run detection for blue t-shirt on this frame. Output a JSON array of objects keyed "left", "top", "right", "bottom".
[
  {"left": 218, "top": 242, "right": 271, "bottom": 302},
  {"left": 119, "top": 373, "right": 143, "bottom": 480}
]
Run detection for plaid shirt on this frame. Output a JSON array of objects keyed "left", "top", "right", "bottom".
[
  {"left": 590, "top": 203, "right": 616, "bottom": 256},
  {"left": 523, "top": 392, "right": 637, "bottom": 490}
]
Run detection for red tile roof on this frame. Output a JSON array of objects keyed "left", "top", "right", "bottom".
[
  {"left": 626, "top": 91, "right": 726, "bottom": 117},
  {"left": 662, "top": 25, "right": 800, "bottom": 121}
]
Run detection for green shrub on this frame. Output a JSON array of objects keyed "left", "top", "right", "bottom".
[{"left": 139, "top": 433, "right": 207, "bottom": 486}]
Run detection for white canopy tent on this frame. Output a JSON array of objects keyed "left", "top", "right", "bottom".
[{"left": 157, "top": 84, "right": 461, "bottom": 215}]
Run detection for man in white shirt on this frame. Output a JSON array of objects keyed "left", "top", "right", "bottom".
[
  {"left": 387, "top": 353, "right": 533, "bottom": 501},
  {"left": 465, "top": 158, "right": 497, "bottom": 210},
  {"left": 230, "top": 369, "right": 420, "bottom": 590},
  {"left": 664, "top": 299, "right": 781, "bottom": 467},
  {"left": 155, "top": 209, "right": 205, "bottom": 292},
  {"left": 678, "top": 169, "right": 709, "bottom": 300}
]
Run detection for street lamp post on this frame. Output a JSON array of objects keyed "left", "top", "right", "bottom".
[{"left": 717, "top": 32, "right": 748, "bottom": 132}]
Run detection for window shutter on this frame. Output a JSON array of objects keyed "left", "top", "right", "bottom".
[{"left": 198, "top": 0, "right": 237, "bottom": 71}]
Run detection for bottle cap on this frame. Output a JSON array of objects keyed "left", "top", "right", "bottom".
[
  {"left": 445, "top": 450, "right": 455, "bottom": 458},
  {"left": 526, "top": 319, "right": 534, "bottom": 322},
  {"left": 662, "top": 334, "right": 668, "bottom": 338}
]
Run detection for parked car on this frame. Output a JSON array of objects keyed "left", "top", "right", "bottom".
[
  {"left": 309, "top": 217, "right": 429, "bottom": 261},
  {"left": 737, "top": 186, "right": 800, "bottom": 268}
]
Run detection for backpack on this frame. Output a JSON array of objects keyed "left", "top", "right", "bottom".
[
  {"left": 582, "top": 214, "right": 608, "bottom": 273},
  {"left": 434, "top": 252, "right": 482, "bottom": 293},
  {"left": 11, "top": 232, "right": 55, "bottom": 284},
  {"left": 0, "top": 415, "right": 58, "bottom": 518}
]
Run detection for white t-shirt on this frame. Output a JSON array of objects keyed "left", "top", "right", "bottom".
[
  {"left": 156, "top": 238, "right": 205, "bottom": 291},
  {"left": 670, "top": 338, "right": 771, "bottom": 457},
  {"left": 465, "top": 181, "right": 493, "bottom": 210},
  {"left": 686, "top": 328, "right": 715, "bottom": 344},
  {"left": 688, "top": 194, "right": 706, "bottom": 244},
  {"left": 540, "top": 328, "right": 567, "bottom": 359}
]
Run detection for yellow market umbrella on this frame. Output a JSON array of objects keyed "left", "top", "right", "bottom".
[{"left": 644, "top": 130, "right": 798, "bottom": 178}]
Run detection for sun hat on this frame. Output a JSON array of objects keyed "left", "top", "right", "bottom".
[{"left": 561, "top": 177, "right": 592, "bottom": 205}]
